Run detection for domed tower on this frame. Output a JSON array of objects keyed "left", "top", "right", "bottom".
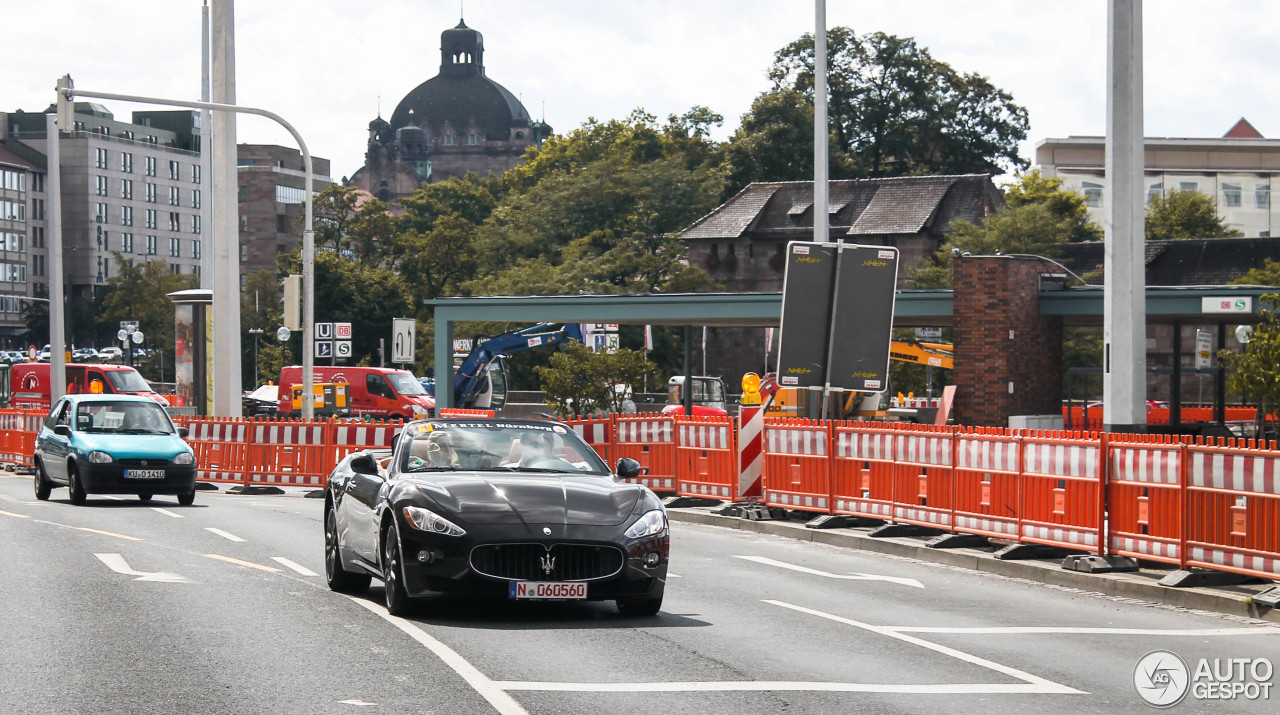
[{"left": 349, "top": 19, "right": 553, "bottom": 201}]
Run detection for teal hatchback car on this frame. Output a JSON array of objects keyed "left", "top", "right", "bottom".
[{"left": 33, "top": 395, "right": 197, "bottom": 505}]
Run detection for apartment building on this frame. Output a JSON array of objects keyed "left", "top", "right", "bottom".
[
  {"left": 0, "top": 138, "right": 47, "bottom": 344},
  {"left": 237, "top": 144, "right": 333, "bottom": 286}
]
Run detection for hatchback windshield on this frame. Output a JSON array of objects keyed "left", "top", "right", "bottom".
[
  {"left": 105, "top": 369, "right": 153, "bottom": 393},
  {"left": 400, "top": 422, "right": 608, "bottom": 474},
  {"left": 76, "top": 401, "right": 174, "bottom": 434},
  {"left": 386, "top": 373, "right": 428, "bottom": 396}
]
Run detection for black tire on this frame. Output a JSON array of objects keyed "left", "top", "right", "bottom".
[
  {"left": 33, "top": 461, "right": 51, "bottom": 501},
  {"left": 325, "top": 509, "right": 370, "bottom": 594},
  {"left": 67, "top": 465, "right": 86, "bottom": 506},
  {"left": 616, "top": 596, "right": 663, "bottom": 617},
  {"left": 137, "top": 493, "right": 153, "bottom": 502},
  {"left": 177, "top": 490, "right": 195, "bottom": 506},
  {"left": 382, "top": 525, "right": 413, "bottom": 616}
]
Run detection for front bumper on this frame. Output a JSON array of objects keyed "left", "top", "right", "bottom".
[{"left": 79, "top": 462, "right": 197, "bottom": 495}]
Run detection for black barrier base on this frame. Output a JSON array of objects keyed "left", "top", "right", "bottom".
[
  {"left": 715, "top": 502, "right": 771, "bottom": 520},
  {"left": 995, "top": 543, "right": 1084, "bottom": 561},
  {"left": 1252, "top": 586, "right": 1280, "bottom": 609},
  {"left": 195, "top": 482, "right": 220, "bottom": 491},
  {"left": 228, "top": 485, "right": 286, "bottom": 496},
  {"left": 868, "top": 523, "right": 945, "bottom": 538},
  {"left": 663, "top": 495, "right": 723, "bottom": 509},
  {"left": 1061, "top": 554, "right": 1140, "bottom": 574},
  {"left": 926, "top": 533, "right": 990, "bottom": 549},
  {"left": 806, "top": 515, "right": 875, "bottom": 530},
  {"left": 1158, "top": 568, "right": 1263, "bottom": 588},
  {"left": 304, "top": 489, "right": 326, "bottom": 499}
]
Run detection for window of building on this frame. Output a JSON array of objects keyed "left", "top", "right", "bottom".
[
  {"left": 192, "top": 164, "right": 201, "bottom": 184},
  {"left": 146, "top": 235, "right": 157, "bottom": 255},
  {"left": 1256, "top": 184, "right": 1270, "bottom": 210},
  {"left": 239, "top": 244, "right": 248, "bottom": 262},
  {"left": 96, "top": 175, "right": 108, "bottom": 196},
  {"left": 1147, "top": 182, "right": 1163, "bottom": 205},
  {"left": 276, "top": 214, "right": 289, "bottom": 233},
  {"left": 146, "top": 156, "right": 157, "bottom": 177},
  {"left": 1082, "top": 181, "right": 1103, "bottom": 208},
  {"left": 168, "top": 160, "right": 180, "bottom": 180},
  {"left": 239, "top": 215, "right": 248, "bottom": 232},
  {"left": 169, "top": 237, "right": 180, "bottom": 257},
  {"left": 192, "top": 240, "right": 201, "bottom": 259},
  {"left": 120, "top": 179, "right": 133, "bottom": 200},
  {"left": 274, "top": 185, "right": 306, "bottom": 204},
  {"left": 146, "top": 182, "right": 156, "bottom": 203},
  {"left": 145, "top": 209, "right": 157, "bottom": 229},
  {"left": 1179, "top": 181, "right": 1199, "bottom": 192},
  {"left": 102, "top": 259, "right": 109, "bottom": 281},
  {"left": 95, "top": 202, "right": 108, "bottom": 223},
  {"left": 32, "top": 198, "right": 44, "bottom": 221},
  {"left": 169, "top": 212, "right": 181, "bottom": 231},
  {"left": 192, "top": 215, "right": 201, "bottom": 234},
  {"left": 121, "top": 206, "right": 133, "bottom": 226},
  {"left": 1222, "top": 183, "right": 1242, "bottom": 207},
  {"left": 121, "top": 152, "right": 133, "bottom": 173},
  {"left": 99, "top": 229, "right": 108, "bottom": 251},
  {"left": 193, "top": 264, "right": 201, "bottom": 279},
  {"left": 95, "top": 148, "right": 108, "bottom": 169},
  {"left": 466, "top": 133, "right": 479, "bottom": 145},
  {"left": 171, "top": 264, "right": 181, "bottom": 275},
  {"left": 444, "top": 134, "right": 456, "bottom": 146},
  {"left": 238, "top": 186, "right": 247, "bottom": 203},
  {"left": 169, "top": 186, "right": 180, "bottom": 206},
  {"left": 192, "top": 189, "right": 201, "bottom": 209},
  {"left": 121, "top": 233, "right": 133, "bottom": 253}
]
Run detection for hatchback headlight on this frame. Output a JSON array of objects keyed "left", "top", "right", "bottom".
[
  {"left": 88, "top": 451, "right": 113, "bottom": 464},
  {"left": 625, "top": 509, "right": 667, "bottom": 539},
  {"left": 172, "top": 452, "right": 194, "bottom": 465},
  {"left": 410, "top": 404, "right": 429, "bottom": 416},
  {"left": 402, "top": 506, "right": 466, "bottom": 536}
]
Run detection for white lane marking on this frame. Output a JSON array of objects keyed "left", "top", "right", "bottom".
[
  {"left": 351, "top": 598, "right": 529, "bottom": 714},
  {"left": 734, "top": 555, "right": 924, "bottom": 589},
  {"left": 271, "top": 557, "right": 317, "bottom": 576},
  {"left": 497, "top": 681, "right": 1077, "bottom": 694},
  {"left": 667, "top": 573, "right": 681, "bottom": 578},
  {"left": 205, "top": 527, "right": 245, "bottom": 542},
  {"left": 95, "top": 553, "right": 191, "bottom": 583},
  {"left": 886, "top": 626, "right": 1280, "bottom": 636},
  {"left": 338, "top": 700, "right": 377, "bottom": 707},
  {"left": 101, "top": 495, "right": 127, "bottom": 501},
  {"left": 764, "top": 600, "right": 1083, "bottom": 694},
  {"left": 204, "top": 554, "right": 281, "bottom": 572},
  {"left": 151, "top": 508, "right": 183, "bottom": 518}
]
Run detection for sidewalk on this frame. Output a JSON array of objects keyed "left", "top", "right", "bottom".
[{"left": 665, "top": 505, "right": 1280, "bottom": 624}]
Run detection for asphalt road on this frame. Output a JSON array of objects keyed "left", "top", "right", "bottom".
[{"left": 3, "top": 470, "right": 1279, "bottom": 714}]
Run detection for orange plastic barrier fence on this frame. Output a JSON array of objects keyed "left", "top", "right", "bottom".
[
  {"left": 674, "top": 415, "right": 738, "bottom": 500},
  {"left": 952, "top": 427, "right": 1021, "bottom": 540},
  {"left": 1019, "top": 431, "right": 1105, "bottom": 553},
  {"left": 0, "top": 410, "right": 43, "bottom": 469},
  {"left": 831, "top": 422, "right": 898, "bottom": 520},
  {"left": 614, "top": 415, "right": 677, "bottom": 493},
  {"left": 890, "top": 424, "right": 956, "bottom": 530},
  {"left": 762, "top": 418, "right": 832, "bottom": 512},
  {"left": 1107, "top": 438, "right": 1185, "bottom": 566},
  {"left": 1184, "top": 441, "right": 1280, "bottom": 581},
  {"left": 245, "top": 420, "right": 331, "bottom": 488},
  {"left": 565, "top": 416, "right": 613, "bottom": 464},
  {"left": 185, "top": 418, "right": 251, "bottom": 486},
  {"left": 438, "top": 408, "right": 496, "bottom": 417},
  {"left": 328, "top": 419, "right": 401, "bottom": 466}
]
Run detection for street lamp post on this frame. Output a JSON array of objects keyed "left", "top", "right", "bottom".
[
  {"left": 248, "top": 328, "right": 264, "bottom": 387},
  {"left": 117, "top": 324, "right": 144, "bottom": 370}
]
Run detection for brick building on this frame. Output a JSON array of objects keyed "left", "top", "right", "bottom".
[{"left": 237, "top": 144, "right": 333, "bottom": 284}]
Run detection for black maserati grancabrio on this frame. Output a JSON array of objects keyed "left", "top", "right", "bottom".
[{"left": 324, "top": 418, "right": 669, "bottom": 616}]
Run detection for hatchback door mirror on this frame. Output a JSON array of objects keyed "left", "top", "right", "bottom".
[
  {"left": 177, "top": 427, "right": 189, "bottom": 439},
  {"left": 615, "top": 457, "right": 643, "bottom": 480},
  {"left": 53, "top": 424, "right": 72, "bottom": 437}
]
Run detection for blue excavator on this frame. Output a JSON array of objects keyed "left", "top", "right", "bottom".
[{"left": 453, "top": 323, "right": 584, "bottom": 409}]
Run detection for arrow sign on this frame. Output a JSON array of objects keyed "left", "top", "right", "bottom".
[
  {"left": 733, "top": 555, "right": 924, "bottom": 589},
  {"left": 95, "top": 553, "right": 191, "bottom": 583}
]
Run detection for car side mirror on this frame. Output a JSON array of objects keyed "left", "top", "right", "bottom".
[
  {"left": 177, "top": 427, "right": 189, "bottom": 439},
  {"left": 350, "top": 453, "right": 379, "bottom": 475},
  {"left": 615, "top": 457, "right": 643, "bottom": 480},
  {"left": 54, "top": 424, "right": 72, "bottom": 437}
]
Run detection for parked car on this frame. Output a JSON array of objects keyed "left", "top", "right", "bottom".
[
  {"left": 324, "top": 418, "right": 667, "bottom": 616},
  {"left": 33, "top": 394, "right": 197, "bottom": 505},
  {"left": 71, "top": 348, "right": 100, "bottom": 362},
  {"left": 98, "top": 346, "right": 123, "bottom": 361},
  {"left": 0, "top": 350, "right": 25, "bottom": 364},
  {"left": 242, "top": 384, "right": 279, "bottom": 417}
]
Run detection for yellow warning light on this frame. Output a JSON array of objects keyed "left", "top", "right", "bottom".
[
  {"left": 741, "top": 372, "right": 761, "bottom": 406},
  {"left": 89, "top": 379, "right": 104, "bottom": 394}
]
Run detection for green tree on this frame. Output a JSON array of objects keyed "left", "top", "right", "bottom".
[
  {"left": 738, "top": 28, "right": 1028, "bottom": 184},
  {"left": 1232, "top": 258, "right": 1280, "bottom": 286},
  {"left": 534, "top": 343, "right": 655, "bottom": 418},
  {"left": 1004, "top": 170, "right": 1101, "bottom": 243},
  {"left": 242, "top": 268, "right": 288, "bottom": 387},
  {"left": 98, "top": 254, "right": 198, "bottom": 381},
  {"left": 1145, "top": 190, "right": 1242, "bottom": 241},
  {"left": 1221, "top": 294, "right": 1280, "bottom": 436},
  {"left": 311, "top": 184, "right": 398, "bottom": 266}
]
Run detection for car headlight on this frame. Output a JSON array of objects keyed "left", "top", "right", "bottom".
[
  {"left": 402, "top": 506, "right": 466, "bottom": 536},
  {"left": 88, "top": 451, "right": 113, "bottom": 464},
  {"left": 411, "top": 404, "right": 429, "bottom": 415},
  {"left": 625, "top": 509, "right": 667, "bottom": 539},
  {"left": 172, "top": 452, "right": 195, "bottom": 465}
]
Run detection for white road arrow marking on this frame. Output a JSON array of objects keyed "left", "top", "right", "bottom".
[
  {"left": 733, "top": 555, "right": 924, "bottom": 589},
  {"left": 95, "top": 553, "right": 191, "bottom": 583}
]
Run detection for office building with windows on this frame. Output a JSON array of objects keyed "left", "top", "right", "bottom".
[
  {"left": 1035, "top": 119, "right": 1280, "bottom": 237},
  {"left": 237, "top": 144, "right": 333, "bottom": 287},
  {"left": 0, "top": 137, "right": 47, "bottom": 344}
]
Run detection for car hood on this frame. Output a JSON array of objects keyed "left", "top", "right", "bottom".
[
  {"left": 408, "top": 473, "right": 640, "bottom": 526},
  {"left": 74, "top": 433, "right": 190, "bottom": 459}
]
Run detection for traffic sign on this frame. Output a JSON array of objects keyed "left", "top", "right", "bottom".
[
  {"left": 335, "top": 322, "right": 352, "bottom": 339},
  {"left": 335, "top": 340, "right": 352, "bottom": 358},
  {"left": 315, "top": 341, "right": 332, "bottom": 358},
  {"left": 315, "top": 322, "right": 334, "bottom": 340},
  {"left": 391, "top": 318, "right": 415, "bottom": 363}
]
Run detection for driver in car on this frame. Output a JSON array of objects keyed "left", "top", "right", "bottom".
[{"left": 408, "top": 431, "right": 457, "bottom": 469}]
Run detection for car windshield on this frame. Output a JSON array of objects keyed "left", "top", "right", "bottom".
[
  {"left": 105, "top": 369, "right": 152, "bottom": 392},
  {"left": 76, "top": 401, "right": 174, "bottom": 434},
  {"left": 386, "top": 373, "right": 427, "bottom": 396},
  {"left": 399, "top": 422, "right": 609, "bottom": 475}
]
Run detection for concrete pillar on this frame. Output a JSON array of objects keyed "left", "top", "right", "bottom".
[{"left": 210, "top": 0, "right": 242, "bottom": 416}]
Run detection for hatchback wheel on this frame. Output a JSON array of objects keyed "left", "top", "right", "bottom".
[
  {"left": 67, "top": 465, "right": 86, "bottom": 506},
  {"left": 325, "top": 509, "right": 370, "bottom": 594},
  {"left": 137, "top": 493, "right": 153, "bottom": 502},
  {"left": 33, "top": 462, "right": 52, "bottom": 501},
  {"left": 382, "top": 526, "right": 413, "bottom": 616},
  {"left": 177, "top": 490, "right": 195, "bottom": 506}
]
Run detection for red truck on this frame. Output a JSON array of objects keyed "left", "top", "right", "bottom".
[
  {"left": 9, "top": 362, "right": 169, "bottom": 411},
  {"left": 276, "top": 366, "right": 434, "bottom": 420}
]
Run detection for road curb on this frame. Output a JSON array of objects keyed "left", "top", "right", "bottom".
[{"left": 665, "top": 507, "right": 1280, "bottom": 624}]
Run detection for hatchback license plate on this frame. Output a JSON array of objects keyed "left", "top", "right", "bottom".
[
  {"left": 508, "top": 581, "right": 587, "bottom": 600},
  {"left": 125, "top": 469, "right": 165, "bottom": 479}
]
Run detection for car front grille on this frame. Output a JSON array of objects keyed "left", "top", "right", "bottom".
[
  {"left": 470, "top": 543, "right": 625, "bottom": 581},
  {"left": 118, "top": 458, "right": 171, "bottom": 467}
]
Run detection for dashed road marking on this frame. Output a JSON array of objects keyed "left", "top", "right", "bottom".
[
  {"left": 885, "top": 625, "right": 1280, "bottom": 636},
  {"left": 152, "top": 508, "right": 183, "bottom": 518},
  {"left": 0, "top": 509, "right": 30, "bottom": 518},
  {"left": 271, "top": 557, "right": 317, "bottom": 576},
  {"left": 734, "top": 555, "right": 924, "bottom": 589},
  {"left": 205, "top": 527, "right": 245, "bottom": 542},
  {"left": 77, "top": 527, "right": 143, "bottom": 541},
  {"left": 204, "top": 553, "right": 281, "bottom": 572}
]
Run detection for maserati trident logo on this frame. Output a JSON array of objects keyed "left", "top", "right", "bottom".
[
  {"left": 543, "top": 527, "right": 551, "bottom": 536},
  {"left": 539, "top": 553, "right": 556, "bottom": 575}
]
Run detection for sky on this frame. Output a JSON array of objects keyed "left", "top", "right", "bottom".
[{"left": 7, "top": 1, "right": 1280, "bottom": 183}]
